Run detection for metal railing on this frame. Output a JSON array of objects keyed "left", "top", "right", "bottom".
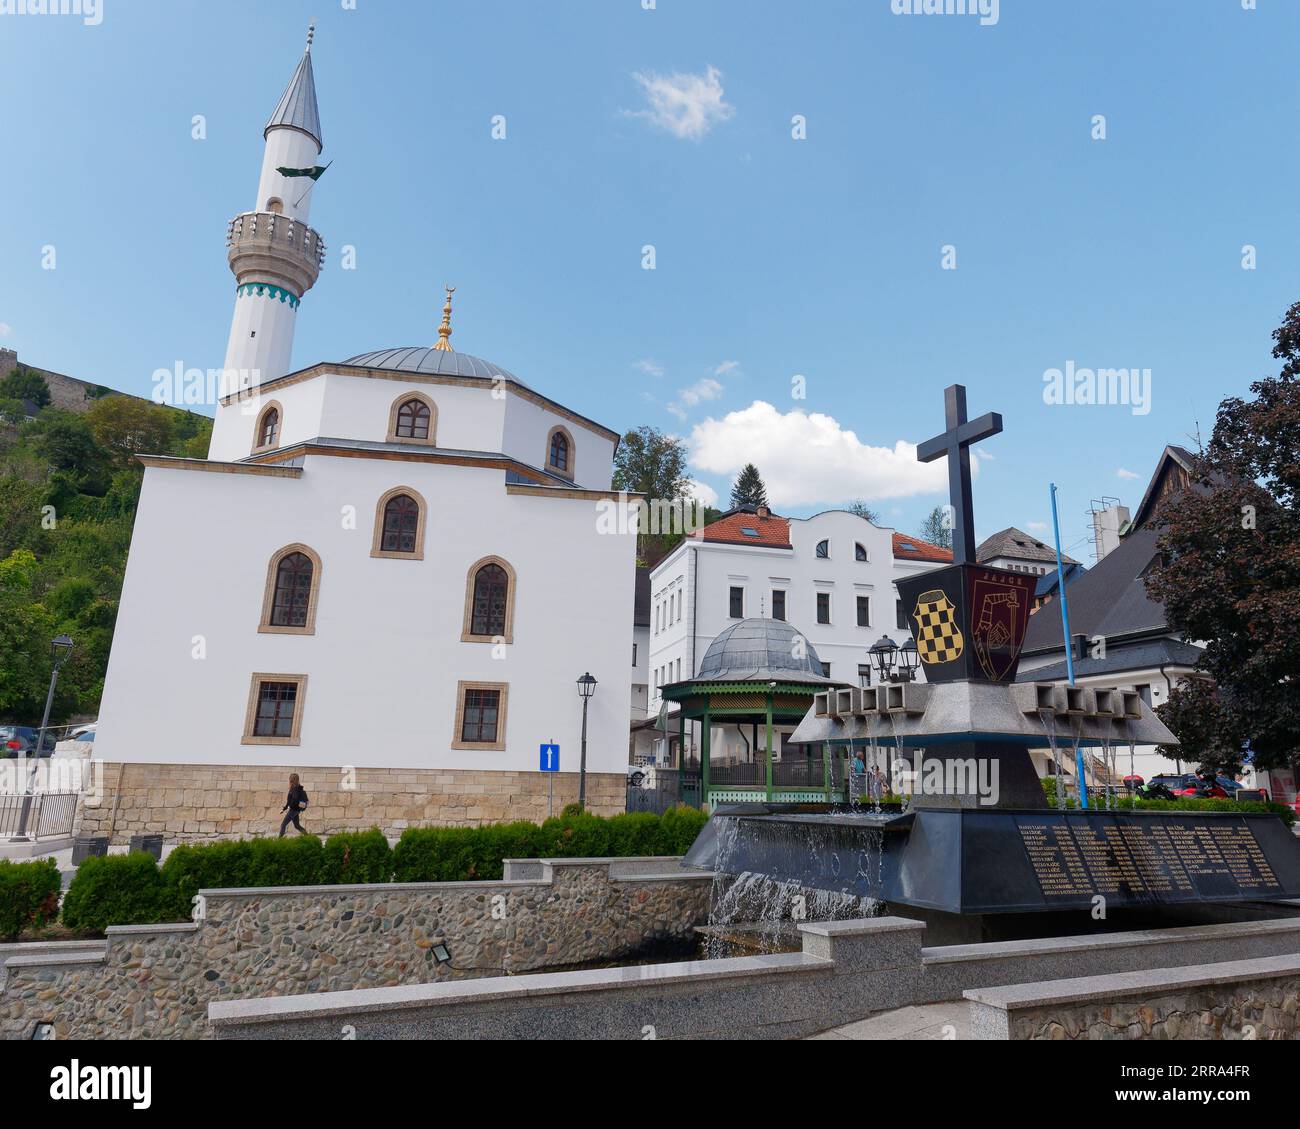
[{"left": 0, "top": 792, "right": 79, "bottom": 839}]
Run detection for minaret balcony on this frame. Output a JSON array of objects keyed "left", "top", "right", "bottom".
[{"left": 225, "top": 211, "right": 325, "bottom": 300}]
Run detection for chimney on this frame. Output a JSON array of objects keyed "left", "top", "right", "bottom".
[
  {"left": 756, "top": 505, "right": 770, "bottom": 519},
  {"left": 1090, "top": 500, "right": 1129, "bottom": 563}
]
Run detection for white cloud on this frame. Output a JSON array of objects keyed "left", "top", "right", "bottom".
[
  {"left": 1026, "top": 521, "right": 1050, "bottom": 533},
  {"left": 686, "top": 478, "right": 719, "bottom": 508},
  {"left": 668, "top": 377, "right": 724, "bottom": 421},
  {"left": 0, "top": 323, "right": 11, "bottom": 337},
  {"left": 628, "top": 65, "right": 735, "bottom": 141},
  {"left": 1116, "top": 467, "right": 1140, "bottom": 480},
  {"left": 687, "top": 400, "right": 954, "bottom": 508},
  {"left": 634, "top": 358, "right": 664, "bottom": 379},
  {"left": 713, "top": 360, "right": 740, "bottom": 377}
]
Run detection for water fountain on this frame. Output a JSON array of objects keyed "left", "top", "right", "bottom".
[{"left": 686, "top": 385, "right": 1300, "bottom": 937}]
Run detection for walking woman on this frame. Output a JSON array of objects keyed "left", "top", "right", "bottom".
[{"left": 279, "top": 773, "right": 309, "bottom": 836}]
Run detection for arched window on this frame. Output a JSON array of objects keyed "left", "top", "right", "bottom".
[
  {"left": 370, "top": 487, "right": 428, "bottom": 560},
  {"left": 816, "top": 540, "right": 830, "bottom": 559},
  {"left": 471, "top": 564, "right": 509, "bottom": 636},
  {"left": 259, "top": 544, "right": 322, "bottom": 635},
  {"left": 396, "top": 399, "right": 430, "bottom": 439},
  {"left": 386, "top": 392, "right": 437, "bottom": 445},
  {"left": 266, "top": 198, "right": 284, "bottom": 215},
  {"left": 545, "top": 426, "right": 575, "bottom": 479},
  {"left": 461, "top": 556, "right": 517, "bottom": 643},
  {"left": 253, "top": 403, "right": 283, "bottom": 452},
  {"left": 855, "top": 542, "right": 868, "bottom": 562}
]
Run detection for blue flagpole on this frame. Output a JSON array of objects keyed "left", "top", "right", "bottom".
[{"left": 1050, "top": 483, "right": 1089, "bottom": 809}]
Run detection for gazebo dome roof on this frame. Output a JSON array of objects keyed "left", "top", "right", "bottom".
[{"left": 696, "top": 618, "right": 836, "bottom": 684}]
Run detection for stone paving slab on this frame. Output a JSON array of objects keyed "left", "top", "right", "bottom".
[{"left": 808, "top": 1002, "right": 969, "bottom": 1040}]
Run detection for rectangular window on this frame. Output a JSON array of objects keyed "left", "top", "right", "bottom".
[
  {"left": 729, "top": 586, "right": 744, "bottom": 619},
  {"left": 856, "top": 595, "right": 871, "bottom": 628},
  {"left": 858, "top": 664, "right": 873, "bottom": 688},
  {"left": 772, "top": 590, "right": 787, "bottom": 622},
  {"left": 896, "top": 599, "right": 908, "bottom": 631},
  {"left": 821, "top": 662, "right": 831, "bottom": 678},
  {"left": 453, "top": 681, "right": 509, "bottom": 751},
  {"left": 243, "top": 674, "right": 307, "bottom": 746},
  {"left": 816, "top": 592, "right": 831, "bottom": 624},
  {"left": 632, "top": 642, "right": 638, "bottom": 666}
]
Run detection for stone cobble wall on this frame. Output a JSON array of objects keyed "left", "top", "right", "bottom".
[
  {"left": 0, "top": 860, "right": 710, "bottom": 1041},
  {"left": 1009, "top": 981, "right": 1300, "bottom": 1040},
  {"left": 79, "top": 762, "right": 625, "bottom": 843}
]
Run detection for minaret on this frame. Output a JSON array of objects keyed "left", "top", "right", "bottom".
[{"left": 222, "top": 24, "right": 326, "bottom": 388}]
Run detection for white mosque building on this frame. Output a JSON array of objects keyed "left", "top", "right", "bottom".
[{"left": 87, "top": 30, "right": 636, "bottom": 841}]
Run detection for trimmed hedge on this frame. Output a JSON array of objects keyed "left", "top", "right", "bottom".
[
  {"left": 55, "top": 808, "right": 711, "bottom": 929},
  {"left": 60, "top": 853, "right": 168, "bottom": 934},
  {"left": 0, "top": 857, "right": 61, "bottom": 941},
  {"left": 159, "top": 834, "right": 325, "bottom": 919},
  {"left": 319, "top": 828, "right": 393, "bottom": 885},
  {"left": 391, "top": 807, "right": 708, "bottom": 882}
]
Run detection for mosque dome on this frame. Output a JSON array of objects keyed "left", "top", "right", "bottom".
[
  {"left": 696, "top": 618, "right": 835, "bottom": 684},
  {"left": 341, "top": 347, "right": 525, "bottom": 386}
]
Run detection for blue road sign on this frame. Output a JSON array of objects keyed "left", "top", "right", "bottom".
[{"left": 539, "top": 744, "right": 560, "bottom": 772}]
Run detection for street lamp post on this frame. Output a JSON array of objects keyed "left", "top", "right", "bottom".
[
  {"left": 576, "top": 672, "right": 598, "bottom": 811},
  {"left": 16, "top": 634, "right": 74, "bottom": 839}
]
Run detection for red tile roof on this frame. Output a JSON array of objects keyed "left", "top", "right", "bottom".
[
  {"left": 892, "top": 532, "right": 952, "bottom": 563},
  {"left": 697, "top": 510, "right": 792, "bottom": 549}
]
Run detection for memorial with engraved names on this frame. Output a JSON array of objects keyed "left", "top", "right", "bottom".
[{"left": 685, "top": 386, "right": 1300, "bottom": 920}]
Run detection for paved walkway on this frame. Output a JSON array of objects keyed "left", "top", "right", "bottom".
[{"left": 809, "top": 1002, "right": 969, "bottom": 1040}]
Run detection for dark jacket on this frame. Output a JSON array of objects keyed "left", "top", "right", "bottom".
[{"left": 282, "top": 784, "right": 308, "bottom": 813}]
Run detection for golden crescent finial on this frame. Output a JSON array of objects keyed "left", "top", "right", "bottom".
[{"left": 433, "top": 284, "right": 456, "bottom": 352}]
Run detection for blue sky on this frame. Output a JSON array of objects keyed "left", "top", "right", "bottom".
[{"left": 3, "top": 0, "right": 1298, "bottom": 560}]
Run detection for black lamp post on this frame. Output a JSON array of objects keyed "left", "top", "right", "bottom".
[
  {"left": 17, "top": 634, "right": 73, "bottom": 839},
  {"left": 35, "top": 634, "right": 74, "bottom": 761},
  {"left": 898, "top": 637, "right": 920, "bottom": 683},
  {"left": 576, "top": 672, "right": 598, "bottom": 811},
  {"left": 869, "top": 635, "right": 899, "bottom": 683}
]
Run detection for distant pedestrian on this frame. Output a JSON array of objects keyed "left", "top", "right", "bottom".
[
  {"left": 849, "top": 751, "right": 866, "bottom": 801},
  {"left": 870, "top": 764, "right": 887, "bottom": 801},
  {"left": 279, "top": 773, "right": 309, "bottom": 836}
]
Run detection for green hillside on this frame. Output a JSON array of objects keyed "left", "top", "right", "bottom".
[{"left": 0, "top": 365, "right": 211, "bottom": 724}]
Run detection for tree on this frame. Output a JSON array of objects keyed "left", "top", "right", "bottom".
[
  {"left": 730, "top": 463, "right": 768, "bottom": 508},
  {"left": 847, "top": 500, "right": 881, "bottom": 523},
  {"left": 918, "top": 505, "right": 953, "bottom": 549},
  {"left": 0, "top": 366, "right": 51, "bottom": 410},
  {"left": 1155, "top": 679, "right": 1237, "bottom": 773},
  {"left": 84, "top": 396, "right": 174, "bottom": 467},
  {"left": 0, "top": 550, "right": 58, "bottom": 720},
  {"left": 613, "top": 426, "right": 700, "bottom": 564},
  {"left": 613, "top": 426, "right": 691, "bottom": 499},
  {"left": 1146, "top": 301, "right": 1300, "bottom": 771}
]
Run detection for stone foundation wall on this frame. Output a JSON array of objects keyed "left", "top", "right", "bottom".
[
  {"left": 0, "top": 858, "right": 711, "bottom": 1041},
  {"left": 78, "top": 762, "right": 625, "bottom": 843},
  {"left": 1002, "top": 980, "right": 1300, "bottom": 1040}
]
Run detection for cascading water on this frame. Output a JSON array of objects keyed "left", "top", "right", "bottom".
[{"left": 702, "top": 811, "right": 884, "bottom": 958}]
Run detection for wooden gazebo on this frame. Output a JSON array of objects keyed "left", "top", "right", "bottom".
[{"left": 660, "top": 618, "right": 847, "bottom": 808}]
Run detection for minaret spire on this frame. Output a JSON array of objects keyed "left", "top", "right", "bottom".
[
  {"left": 433, "top": 285, "right": 456, "bottom": 352},
  {"left": 220, "top": 30, "right": 327, "bottom": 389}
]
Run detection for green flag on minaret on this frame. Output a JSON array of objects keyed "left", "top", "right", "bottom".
[{"left": 276, "top": 163, "right": 330, "bottom": 180}]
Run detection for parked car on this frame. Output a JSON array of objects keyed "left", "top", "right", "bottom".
[{"left": 0, "top": 726, "right": 55, "bottom": 757}]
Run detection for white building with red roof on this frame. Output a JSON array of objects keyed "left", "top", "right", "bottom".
[{"left": 642, "top": 505, "right": 950, "bottom": 764}]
